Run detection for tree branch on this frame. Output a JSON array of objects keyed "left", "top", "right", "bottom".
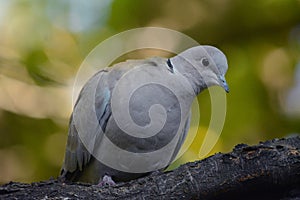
[{"left": 1, "top": 137, "right": 300, "bottom": 199}]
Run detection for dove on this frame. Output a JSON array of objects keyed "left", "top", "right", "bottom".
[{"left": 60, "top": 45, "right": 229, "bottom": 185}]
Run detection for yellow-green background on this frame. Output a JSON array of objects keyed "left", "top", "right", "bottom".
[{"left": 0, "top": 0, "right": 300, "bottom": 183}]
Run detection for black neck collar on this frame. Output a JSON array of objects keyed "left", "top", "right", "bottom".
[{"left": 167, "top": 59, "right": 174, "bottom": 73}]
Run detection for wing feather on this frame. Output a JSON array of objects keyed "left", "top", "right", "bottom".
[{"left": 60, "top": 70, "right": 111, "bottom": 179}]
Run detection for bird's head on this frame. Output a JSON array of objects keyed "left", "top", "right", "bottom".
[{"left": 172, "top": 45, "right": 229, "bottom": 93}]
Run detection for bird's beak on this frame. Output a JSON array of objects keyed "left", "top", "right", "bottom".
[{"left": 219, "top": 75, "right": 230, "bottom": 93}]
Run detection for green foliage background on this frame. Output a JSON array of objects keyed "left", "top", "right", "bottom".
[{"left": 0, "top": 0, "right": 300, "bottom": 183}]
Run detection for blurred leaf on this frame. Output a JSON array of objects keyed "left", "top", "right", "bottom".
[{"left": 23, "top": 49, "right": 59, "bottom": 86}]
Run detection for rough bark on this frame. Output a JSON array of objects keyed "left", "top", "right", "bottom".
[{"left": 1, "top": 137, "right": 300, "bottom": 200}]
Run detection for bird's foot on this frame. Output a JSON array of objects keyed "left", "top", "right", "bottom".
[{"left": 97, "top": 175, "right": 116, "bottom": 187}]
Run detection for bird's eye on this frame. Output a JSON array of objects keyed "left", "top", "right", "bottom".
[{"left": 201, "top": 58, "right": 210, "bottom": 67}]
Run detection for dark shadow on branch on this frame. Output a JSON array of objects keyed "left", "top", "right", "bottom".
[{"left": 1, "top": 137, "right": 300, "bottom": 200}]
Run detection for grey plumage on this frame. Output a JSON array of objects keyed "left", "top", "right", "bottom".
[{"left": 60, "top": 45, "right": 229, "bottom": 184}]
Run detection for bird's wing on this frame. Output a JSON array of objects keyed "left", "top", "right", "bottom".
[
  {"left": 60, "top": 58, "right": 167, "bottom": 180},
  {"left": 60, "top": 69, "right": 113, "bottom": 180}
]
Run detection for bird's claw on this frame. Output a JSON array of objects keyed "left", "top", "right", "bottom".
[{"left": 97, "top": 175, "right": 116, "bottom": 187}]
